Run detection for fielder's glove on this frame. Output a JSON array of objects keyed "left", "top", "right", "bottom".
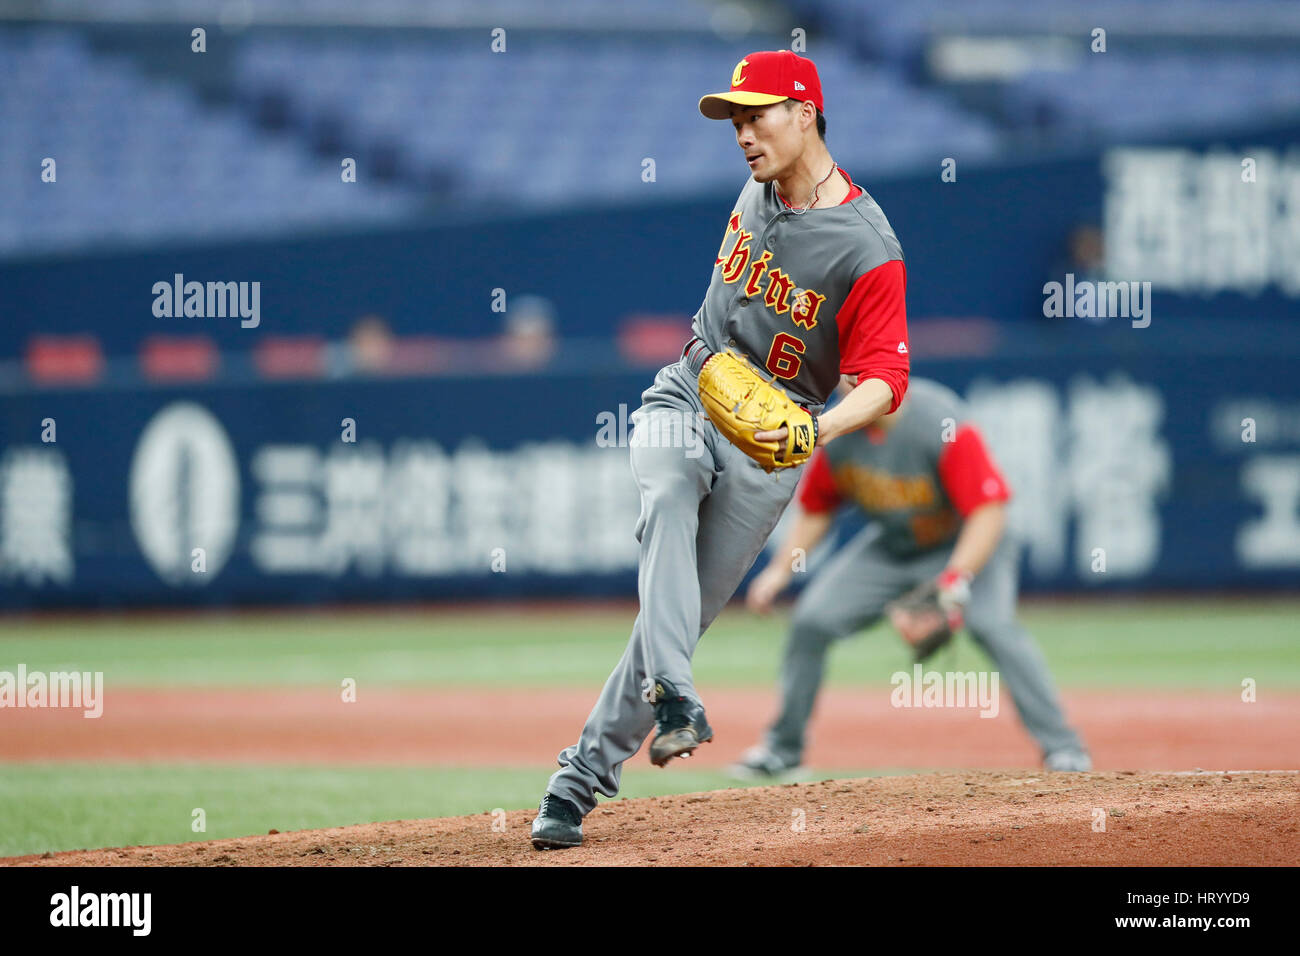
[
  {"left": 697, "top": 350, "right": 817, "bottom": 472},
  {"left": 886, "top": 568, "right": 973, "bottom": 662}
]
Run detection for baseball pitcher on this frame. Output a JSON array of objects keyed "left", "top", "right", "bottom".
[
  {"left": 533, "top": 50, "right": 909, "bottom": 853},
  {"left": 532, "top": 51, "right": 911, "bottom": 849},
  {"left": 732, "top": 377, "right": 1091, "bottom": 780}
]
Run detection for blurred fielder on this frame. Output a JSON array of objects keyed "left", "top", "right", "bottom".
[
  {"left": 731, "top": 377, "right": 1092, "bottom": 780},
  {"left": 532, "top": 50, "right": 911, "bottom": 849}
]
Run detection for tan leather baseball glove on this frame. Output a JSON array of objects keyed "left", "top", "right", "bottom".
[{"left": 697, "top": 350, "right": 817, "bottom": 472}]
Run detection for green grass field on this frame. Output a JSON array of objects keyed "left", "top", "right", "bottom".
[
  {"left": 2, "top": 598, "right": 1297, "bottom": 690},
  {"left": 1, "top": 598, "right": 1297, "bottom": 857}
]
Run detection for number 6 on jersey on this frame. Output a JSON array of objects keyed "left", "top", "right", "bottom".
[{"left": 765, "top": 332, "right": 806, "bottom": 379}]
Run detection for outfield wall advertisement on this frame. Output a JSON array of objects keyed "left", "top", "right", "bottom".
[{"left": 2, "top": 352, "right": 1297, "bottom": 609}]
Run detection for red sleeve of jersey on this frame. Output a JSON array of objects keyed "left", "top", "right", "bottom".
[
  {"left": 936, "top": 424, "right": 1012, "bottom": 517},
  {"left": 861, "top": 366, "right": 909, "bottom": 415},
  {"left": 836, "top": 258, "right": 910, "bottom": 413},
  {"left": 797, "top": 449, "right": 843, "bottom": 513}
]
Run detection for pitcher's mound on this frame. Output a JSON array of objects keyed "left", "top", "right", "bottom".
[{"left": 8, "top": 770, "right": 1297, "bottom": 867}]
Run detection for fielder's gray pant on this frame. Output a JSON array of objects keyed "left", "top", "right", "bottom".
[
  {"left": 547, "top": 359, "right": 803, "bottom": 815},
  {"left": 763, "top": 526, "right": 1086, "bottom": 765}
]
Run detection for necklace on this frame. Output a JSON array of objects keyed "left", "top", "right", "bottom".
[{"left": 781, "top": 162, "right": 838, "bottom": 215}]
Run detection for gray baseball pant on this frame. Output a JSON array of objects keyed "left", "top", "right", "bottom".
[
  {"left": 547, "top": 358, "right": 804, "bottom": 815},
  {"left": 763, "top": 526, "right": 1086, "bottom": 765}
]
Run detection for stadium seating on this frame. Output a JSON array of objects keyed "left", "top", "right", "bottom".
[
  {"left": 31, "top": 0, "right": 717, "bottom": 30},
  {"left": 1002, "top": 53, "right": 1300, "bottom": 140},
  {"left": 787, "top": 0, "right": 1300, "bottom": 60},
  {"left": 139, "top": 336, "right": 220, "bottom": 382},
  {"left": 229, "top": 33, "right": 1002, "bottom": 208},
  {"left": 4, "top": 0, "right": 1300, "bottom": 258},
  {"left": 0, "top": 29, "right": 420, "bottom": 257},
  {"left": 24, "top": 335, "right": 104, "bottom": 383}
]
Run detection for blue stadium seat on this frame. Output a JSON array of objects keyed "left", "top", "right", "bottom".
[{"left": 0, "top": 26, "right": 423, "bottom": 255}]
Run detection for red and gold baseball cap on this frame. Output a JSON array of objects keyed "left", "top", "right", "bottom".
[{"left": 698, "top": 50, "right": 824, "bottom": 120}]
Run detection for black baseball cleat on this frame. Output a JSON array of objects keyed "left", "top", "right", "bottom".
[
  {"left": 530, "top": 792, "right": 584, "bottom": 850},
  {"left": 647, "top": 677, "right": 714, "bottom": 767}
]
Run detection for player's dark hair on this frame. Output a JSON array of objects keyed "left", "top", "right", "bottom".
[{"left": 784, "top": 99, "right": 826, "bottom": 141}]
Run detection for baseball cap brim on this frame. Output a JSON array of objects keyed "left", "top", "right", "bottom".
[{"left": 698, "top": 90, "right": 789, "bottom": 120}]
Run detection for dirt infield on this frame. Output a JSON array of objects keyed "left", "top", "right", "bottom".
[
  {"left": 7, "top": 770, "right": 1296, "bottom": 866},
  {"left": 4, "top": 685, "right": 1295, "bottom": 866},
  {"left": 2, "top": 686, "right": 1296, "bottom": 771}
]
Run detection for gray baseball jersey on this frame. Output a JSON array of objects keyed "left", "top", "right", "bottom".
[
  {"left": 690, "top": 172, "right": 909, "bottom": 406},
  {"left": 815, "top": 379, "right": 975, "bottom": 557}
]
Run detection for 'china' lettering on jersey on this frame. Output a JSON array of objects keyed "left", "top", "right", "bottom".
[
  {"left": 715, "top": 212, "right": 828, "bottom": 330},
  {"left": 833, "top": 464, "right": 937, "bottom": 510}
]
